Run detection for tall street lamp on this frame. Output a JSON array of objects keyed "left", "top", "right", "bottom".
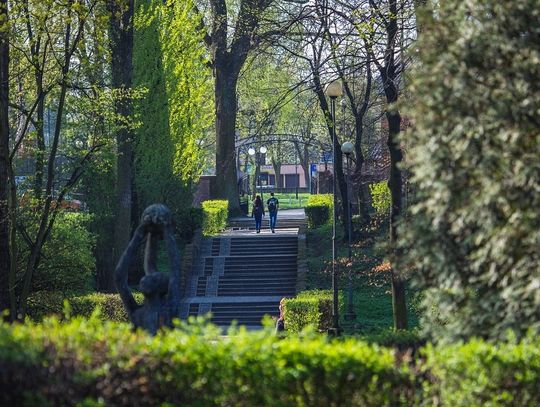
[
  {"left": 325, "top": 79, "right": 343, "bottom": 335},
  {"left": 294, "top": 139, "right": 299, "bottom": 199},
  {"left": 248, "top": 146, "right": 267, "bottom": 202},
  {"left": 341, "top": 140, "right": 356, "bottom": 321}
]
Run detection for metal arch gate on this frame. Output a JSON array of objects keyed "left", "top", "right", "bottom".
[{"left": 235, "top": 134, "right": 332, "bottom": 213}]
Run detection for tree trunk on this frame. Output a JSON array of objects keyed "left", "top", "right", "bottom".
[
  {"left": 108, "top": 0, "right": 134, "bottom": 292},
  {"left": 7, "top": 163, "right": 17, "bottom": 318},
  {"left": 370, "top": 0, "right": 408, "bottom": 331},
  {"left": 0, "top": 0, "right": 10, "bottom": 315},
  {"left": 34, "top": 85, "right": 45, "bottom": 199},
  {"left": 271, "top": 157, "right": 282, "bottom": 191},
  {"left": 214, "top": 66, "right": 240, "bottom": 214},
  {"left": 301, "top": 143, "right": 310, "bottom": 191},
  {"left": 387, "top": 106, "right": 407, "bottom": 330},
  {"left": 353, "top": 116, "right": 371, "bottom": 223}
]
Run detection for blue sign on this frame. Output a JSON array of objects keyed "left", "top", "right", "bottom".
[
  {"left": 322, "top": 151, "right": 333, "bottom": 162},
  {"left": 310, "top": 164, "right": 318, "bottom": 174}
]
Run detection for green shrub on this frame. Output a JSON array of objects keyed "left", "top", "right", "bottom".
[
  {"left": 17, "top": 211, "right": 96, "bottom": 294},
  {"left": 2, "top": 317, "right": 540, "bottom": 406},
  {"left": 0, "top": 317, "right": 415, "bottom": 406},
  {"left": 423, "top": 332, "right": 540, "bottom": 406},
  {"left": 368, "top": 181, "right": 390, "bottom": 215},
  {"left": 175, "top": 206, "right": 203, "bottom": 243},
  {"left": 26, "top": 291, "right": 144, "bottom": 322},
  {"left": 202, "top": 200, "right": 228, "bottom": 236},
  {"left": 403, "top": 0, "right": 540, "bottom": 341},
  {"left": 362, "top": 329, "right": 425, "bottom": 350},
  {"left": 305, "top": 194, "right": 333, "bottom": 229},
  {"left": 284, "top": 290, "right": 341, "bottom": 333}
]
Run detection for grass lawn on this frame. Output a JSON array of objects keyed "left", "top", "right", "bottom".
[
  {"left": 272, "top": 192, "right": 311, "bottom": 209},
  {"left": 304, "top": 220, "right": 419, "bottom": 336}
]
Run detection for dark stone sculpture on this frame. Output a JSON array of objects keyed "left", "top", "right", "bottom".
[{"left": 115, "top": 204, "right": 181, "bottom": 334}]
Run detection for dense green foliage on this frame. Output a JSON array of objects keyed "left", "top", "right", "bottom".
[
  {"left": 1, "top": 317, "right": 540, "bottom": 406},
  {"left": 26, "top": 292, "right": 144, "bottom": 322},
  {"left": 16, "top": 211, "right": 95, "bottom": 294},
  {"left": 404, "top": 0, "right": 540, "bottom": 341},
  {"left": 133, "top": 0, "right": 213, "bottom": 223},
  {"left": 283, "top": 290, "right": 335, "bottom": 333},
  {"left": 0, "top": 316, "right": 415, "bottom": 406},
  {"left": 202, "top": 200, "right": 229, "bottom": 236},
  {"left": 368, "top": 181, "right": 391, "bottom": 215},
  {"left": 305, "top": 194, "right": 333, "bottom": 228},
  {"left": 422, "top": 333, "right": 540, "bottom": 406}
]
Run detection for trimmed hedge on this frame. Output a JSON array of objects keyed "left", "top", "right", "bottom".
[
  {"left": 0, "top": 316, "right": 415, "bottom": 406},
  {"left": 27, "top": 291, "right": 144, "bottom": 322},
  {"left": 1, "top": 317, "right": 539, "bottom": 406},
  {"left": 284, "top": 290, "right": 342, "bottom": 333},
  {"left": 202, "top": 199, "right": 229, "bottom": 236},
  {"left": 423, "top": 333, "right": 540, "bottom": 406},
  {"left": 304, "top": 194, "right": 333, "bottom": 229}
]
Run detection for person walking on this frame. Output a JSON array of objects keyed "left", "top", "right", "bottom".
[
  {"left": 266, "top": 192, "right": 279, "bottom": 233},
  {"left": 252, "top": 195, "right": 265, "bottom": 233}
]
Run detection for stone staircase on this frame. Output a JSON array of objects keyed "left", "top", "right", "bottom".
[{"left": 181, "top": 210, "right": 304, "bottom": 329}]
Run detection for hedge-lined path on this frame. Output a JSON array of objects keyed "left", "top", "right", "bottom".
[{"left": 180, "top": 209, "right": 306, "bottom": 330}]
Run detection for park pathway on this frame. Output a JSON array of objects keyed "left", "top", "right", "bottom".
[{"left": 180, "top": 209, "right": 306, "bottom": 329}]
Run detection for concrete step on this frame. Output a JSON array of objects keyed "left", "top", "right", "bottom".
[
  {"left": 223, "top": 261, "right": 297, "bottom": 268},
  {"left": 230, "top": 247, "right": 297, "bottom": 253},
  {"left": 220, "top": 273, "right": 297, "bottom": 279},
  {"left": 229, "top": 236, "right": 298, "bottom": 241},
  {"left": 218, "top": 281, "right": 297, "bottom": 288},
  {"left": 218, "top": 289, "right": 296, "bottom": 297}
]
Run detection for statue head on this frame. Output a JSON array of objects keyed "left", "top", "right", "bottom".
[{"left": 141, "top": 204, "right": 172, "bottom": 237}]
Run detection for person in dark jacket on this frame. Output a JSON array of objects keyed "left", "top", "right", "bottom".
[
  {"left": 252, "top": 195, "right": 265, "bottom": 233},
  {"left": 266, "top": 192, "right": 279, "bottom": 233}
]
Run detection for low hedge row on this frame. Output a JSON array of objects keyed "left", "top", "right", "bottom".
[
  {"left": 1, "top": 317, "right": 539, "bottom": 406},
  {"left": 201, "top": 199, "right": 229, "bottom": 236},
  {"left": 283, "top": 290, "right": 342, "bottom": 333},
  {"left": 422, "top": 335, "right": 540, "bottom": 406},
  {"left": 304, "top": 194, "right": 333, "bottom": 229},
  {"left": 27, "top": 291, "right": 144, "bottom": 322},
  {"left": 0, "top": 317, "right": 414, "bottom": 406}
]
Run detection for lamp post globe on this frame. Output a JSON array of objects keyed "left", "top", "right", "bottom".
[
  {"left": 248, "top": 147, "right": 256, "bottom": 156},
  {"left": 259, "top": 146, "right": 267, "bottom": 154},
  {"left": 325, "top": 80, "right": 343, "bottom": 99},
  {"left": 341, "top": 141, "right": 354, "bottom": 155}
]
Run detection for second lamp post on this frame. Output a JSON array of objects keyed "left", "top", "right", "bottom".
[
  {"left": 325, "top": 79, "right": 343, "bottom": 335},
  {"left": 341, "top": 140, "right": 356, "bottom": 321}
]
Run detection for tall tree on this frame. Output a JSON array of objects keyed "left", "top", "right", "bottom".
[
  {"left": 8, "top": 0, "right": 106, "bottom": 316},
  {"left": 109, "top": 0, "right": 134, "bottom": 291},
  {"left": 196, "top": 0, "right": 305, "bottom": 214},
  {"left": 0, "top": 0, "right": 10, "bottom": 314},
  {"left": 369, "top": 0, "right": 411, "bottom": 329}
]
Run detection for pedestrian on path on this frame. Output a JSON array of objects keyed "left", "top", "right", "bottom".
[
  {"left": 252, "top": 195, "right": 265, "bottom": 233},
  {"left": 266, "top": 192, "right": 279, "bottom": 233}
]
